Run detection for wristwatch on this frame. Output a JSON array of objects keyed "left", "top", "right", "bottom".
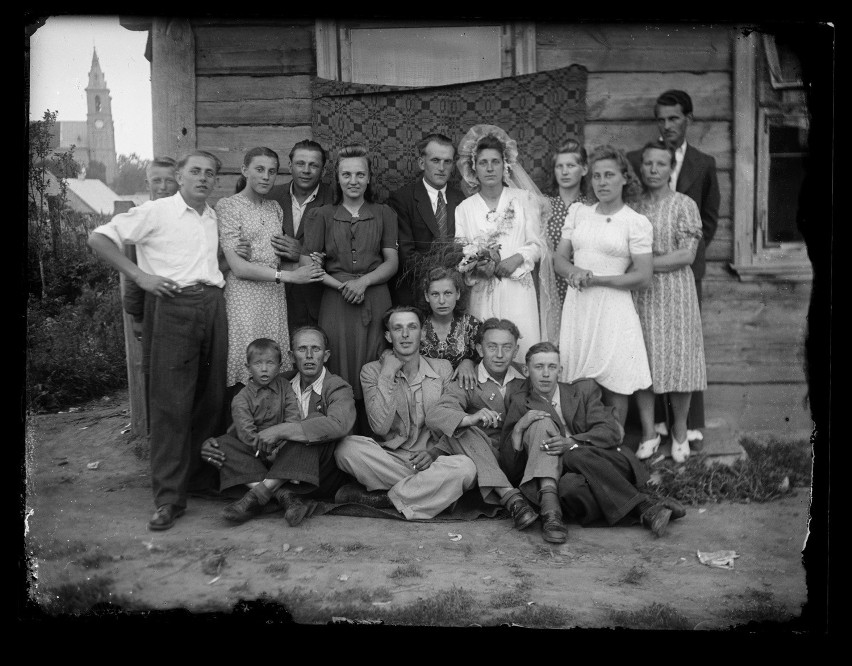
[{"left": 274, "top": 270, "right": 282, "bottom": 284}]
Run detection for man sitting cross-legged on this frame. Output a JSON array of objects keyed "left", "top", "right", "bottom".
[
  {"left": 426, "top": 317, "right": 538, "bottom": 529},
  {"left": 333, "top": 306, "right": 478, "bottom": 519},
  {"left": 203, "top": 327, "right": 354, "bottom": 526},
  {"left": 501, "top": 342, "right": 685, "bottom": 544}
]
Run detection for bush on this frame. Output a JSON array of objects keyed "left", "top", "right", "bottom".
[{"left": 26, "top": 281, "right": 128, "bottom": 412}]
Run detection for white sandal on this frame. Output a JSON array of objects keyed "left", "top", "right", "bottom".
[
  {"left": 671, "top": 434, "right": 691, "bottom": 463},
  {"left": 635, "top": 435, "right": 661, "bottom": 460}
]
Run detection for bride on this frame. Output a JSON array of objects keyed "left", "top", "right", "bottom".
[{"left": 453, "top": 125, "right": 558, "bottom": 360}]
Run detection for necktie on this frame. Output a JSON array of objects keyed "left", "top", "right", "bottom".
[{"left": 435, "top": 191, "right": 447, "bottom": 238}]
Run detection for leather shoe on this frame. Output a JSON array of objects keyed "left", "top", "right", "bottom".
[
  {"left": 660, "top": 496, "right": 686, "bottom": 520},
  {"left": 148, "top": 504, "right": 185, "bottom": 531},
  {"left": 640, "top": 503, "right": 673, "bottom": 537},
  {"left": 222, "top": 490, "right": 265, "bottom": 523},
  {"left": 506, "top": 494, "right": 539, "bottom": 530},
  {"left": 334, "top": 483, "right": 394, "bottom": 510},
  {"left": 540, "top": 511, "right": 568, "bottom": 544},
  {"left": 274, "top": 488, "right": 309, "bottom": 527}
]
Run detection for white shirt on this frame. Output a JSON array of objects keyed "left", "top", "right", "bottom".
[
  {"left": 422, "top": 178, "right": 448, "bottom": 214},
  {"left": 291, "top": 182, "right": 320, "bottom": 235},
  {"left": 476, "top": 363, "right": 525, "bottom": 397},
  {"left": 669, "top": 141, "right": 688, "bottom": 191},
  {"left": 92, "top": 192, "right": 224, "bottom": 288},
  {"left": 290, "top": 366, "right": 326, "bottom": 419}
]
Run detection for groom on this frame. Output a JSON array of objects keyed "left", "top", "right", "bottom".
[{"left": 387, "top": 133, "right": 465, "bottom": 305}]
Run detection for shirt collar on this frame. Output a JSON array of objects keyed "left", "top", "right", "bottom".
[
  {"left": 333, "top": 203, "right": 375, "bottom": 222},
  {"left": 245, "top": 374, "right": 283, "bottom": 396},
  {"left": 290, "top": 182, "right": 320, "bottom": 204},
  {"left": 290, "top": 366, "right": 326, "bottom": 396},
  {"left": 172, "top": 191, "right": 214, "bottom": 218},
  {"left": 675, "top": 141, "right": 688, "bottom": 161},
  {"left": 422, "top": 178, "right": 447, "bottom": 197},
  {"left": 477, "top": 362, "right": 524, "bottom": 387}
]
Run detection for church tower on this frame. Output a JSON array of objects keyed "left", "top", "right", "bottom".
[{"left": 85, "top": 48, "right": 118, "bottom": 185}]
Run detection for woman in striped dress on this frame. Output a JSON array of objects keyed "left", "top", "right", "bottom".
[{"left": 632, "top": 140, "right": 707, "bottom": 464}]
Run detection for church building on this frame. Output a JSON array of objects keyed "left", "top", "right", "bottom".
[{"left": 50, "top": 48, "right": 118, "bottom": 185}]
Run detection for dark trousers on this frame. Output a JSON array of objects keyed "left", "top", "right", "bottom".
[
  {"left": 557, "top": 446, "right": 646, "bottom": 525},
  {"left": 143, "top": 285, "right": 227, "bottom": 508},
  {"left": 286, "top": 283, "right": 322, "bottom": 336},
  {"left": 217, "top": 433, "right": 348, "bottom": 500}
]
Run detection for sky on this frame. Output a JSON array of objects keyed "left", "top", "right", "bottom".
[{"left": 28, "top": 15, "right": 153, "bottom": 159}]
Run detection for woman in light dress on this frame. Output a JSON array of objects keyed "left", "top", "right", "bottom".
[
  {"left": 632, "top": 140, "right": 707, "bottom": 463},
  {"left": 216, "top": 147, "right": 325, "bottom": 392},
  {"left": 453, "top": 125, "right": 557, "bottom": 361},
  {"left": 554, "top": 145, "right": 653, "bottom": 426}
]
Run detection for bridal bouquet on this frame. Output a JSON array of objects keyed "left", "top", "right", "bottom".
[{"left": 457, "top": 235, "right": 503, "bottom": 285}]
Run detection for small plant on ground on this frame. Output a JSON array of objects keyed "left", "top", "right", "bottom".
[
  {"left": 388, "top": 563, "right": 423, "bottom": 579},
  {"left": 607, "top": 602, "right": 692, "bottom": 630}
]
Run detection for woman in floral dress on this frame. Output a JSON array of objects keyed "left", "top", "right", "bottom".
[
  {"left": 544, "top": 139, "right": 595, "bottom": 313},
  {"left": 418, "top": 267, "right": 482, "bottom": 390},
  {"left": 216, "top": 147, "right": 325, "bottom": 391}
]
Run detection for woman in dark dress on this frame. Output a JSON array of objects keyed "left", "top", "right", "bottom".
[
  {"left": 418, "top": 267, "right": 482, "bottom": 390},
  {"left": 300, "top": 144, "right": 399, "bottom": 433}
]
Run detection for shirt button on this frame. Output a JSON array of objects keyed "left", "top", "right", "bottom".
[{"left": 617, "top": 447, "right": 621, "bottom": 451}]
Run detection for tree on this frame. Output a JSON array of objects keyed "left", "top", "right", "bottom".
[{"left": 112, "top": 153, "right": 150, "bottom": 194}]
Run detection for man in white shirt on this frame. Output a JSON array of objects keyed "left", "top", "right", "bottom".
[
  {"left": 388, "top": 134, "right": 466, "bottom": 305},
  {"left": 268, "top": 140, "right": 335, "bottom": 333},
  {"left": 88, "top": 150, "right": 227, "bottom": 531}
]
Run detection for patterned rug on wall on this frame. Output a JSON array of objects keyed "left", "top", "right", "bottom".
[{"left": 311, "top": 65, "right": 587, "bottom": 202}]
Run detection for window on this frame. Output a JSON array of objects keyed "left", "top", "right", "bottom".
[{"left": 316, "top": 21, "right": 535, "bottom": 86}]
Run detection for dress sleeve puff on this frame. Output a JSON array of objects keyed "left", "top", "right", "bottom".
[
  {"left": 627, "top": 211, "right": 654, "bottom": 256},
  {"left": 215, "top": 197, "right": 241, "bottom": 254},
  {"left": 379, "top": 204, "right": 399, "bottom": 250},
  {"left": 675, "top": 193, "right": 703, "bottom": 254},
  {"left": 560, "top": 201, "right": 583, "bottom": 241}
]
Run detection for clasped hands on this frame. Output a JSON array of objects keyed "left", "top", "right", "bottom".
[{"left": 567, "top": 268, "right": 594, "bottom": 291}]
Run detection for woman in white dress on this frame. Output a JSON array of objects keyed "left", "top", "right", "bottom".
[
  {"left": 554, "top": 145, "right": 653, "bottom": 426},
  {"left": 453, "top": 125, "right": 558, "bottom": 361}
]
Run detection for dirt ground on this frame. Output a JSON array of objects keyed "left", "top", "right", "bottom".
[{"left": 23, "top": 389, "right": 811, "bottom": 628}]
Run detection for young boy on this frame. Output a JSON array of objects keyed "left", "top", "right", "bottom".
[
  {"left": 210, "top": 330, "right": 355, "bottom": 526},
  {"left": 501, "top": 342, "right": 685, "bottom": 544}
]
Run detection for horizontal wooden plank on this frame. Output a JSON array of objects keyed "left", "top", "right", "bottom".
[
  {"left": 191, "top": 18, "right": 313, "bottom": 28},
  {"left": 537, "top": 23, "right": 732, "bottom": 73},
  {"left": 198, "top": 126, "right": 314, "bottom": 158},
  {"left": 208, "top": 174, "right": 293, "bottom": 208},
  {"left": 586, "top": 72, "right": 731, "bottom": 121},
  {"left": 197, "top": 75, "right": 312, "bottom": 102},
  {"left": 196, "top": 99, "right": 313, "bottom": 126},
  {"left": 195, "top": 25, "right": 314, "bottom": 75},
  {"left": 584, "top": 121, "right": 732, "bottom": 170}
]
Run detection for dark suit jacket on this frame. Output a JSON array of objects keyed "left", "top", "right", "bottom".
[
  {"left": 498, "top": 378, "right": 642, "bottom": 488},
  {"left": 268, "top": 181, "right": 336, "bottom": 324},
  {"left": 628, "top": 144, "right": 720, "bottom": 281},
  {"left": 280, "top": 368, "right": 356, "bottom": 443},
  {"left": 387, "top": 178, "right": 465, "bottom": 263}
]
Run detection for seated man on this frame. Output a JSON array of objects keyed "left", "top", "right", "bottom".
[
  {"left": 203, "top": 328, "right": 355, "bottom": 526},
  {"left": 501, "top": 342, "right": 685, "bottom": 544},
  {"left": 333, "top": 306, "right": 477, "bottom": 519},
  {"left": 426, "top": 318, "right": 538, "bottom": 529}
]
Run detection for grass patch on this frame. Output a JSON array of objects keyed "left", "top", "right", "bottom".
[
  {"left": 388, "top": 564, "right": 423, "bottom": 579},
  {"left": 317, "top": 543, "right": 337, "bottom": 554},
  {"left": 341, "top": 542, "right": 371, "bottom": 553},
  {"left": 36, "top": 576, "right": 131, "bottom": 615},
  {"left": 264, "top": 561, "right": 290, "bottom": 575},
  {"left": 492, "top": 603, "right": 573, "bottom": 628},
  {"left": 619, "top": 565, "right": 647, "bottom": 586},
  {"left": 328, "top": 586, "right": 392, "bottom": 603},
  {"left": 607, "top": 602, "right": 692, "bottom": 630},
  {"left": 647, "top": 436, "right": 811, "bottom": 505},
  {"left": 727, "top": 588, "right": 797, "bottom": 626},
  {"left": 388, "top": 586, "right": 477, "bottom": 626},
  {"left": 491, "top": 585, "right": 530, "bottom": 609}
]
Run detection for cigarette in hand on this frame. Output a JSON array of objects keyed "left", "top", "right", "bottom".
[{"left": 255, "top": 449, "right": 260, "bottom": 458}]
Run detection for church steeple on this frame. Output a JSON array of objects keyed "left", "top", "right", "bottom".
[
  {"left": 85, "top": 47, "right": 117, "bottom": 185},
  {"left": 88, "top": 47, "right": 106, "bottom": 89}
]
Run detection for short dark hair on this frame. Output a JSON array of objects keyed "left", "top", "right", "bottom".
[
  {"left": 291, "top": 325, "right": 330, "bottom": 351},
  {"left": 475, "top": 134, "right": 506, "bottom": 160},
  {"left": 176, "top": 150, "right": 222, "bottom": 175},
  {"left": 478, "top": 318, "right": 521, "bottom": 344},
  {"left": 289, "top": 140, "right": 328, "bottom": 166},
  {"left": 148, "top": 156, "right": 176, "bottom": 172},
  {"left": 419, "top": 267, "right": 468, "bottom": 316},
  {"left": 246, "top": 338, "right": 282, "bottom": 363},
  {"left": 525, "top": 341, "right": 559, "bottom": 365},
  {"left": 382, "top": 305, "right": 423, "bottom": 331},
  {"left": 416, "top": 133, "right": 455, "bottom": 158},
  {"left": 655, "top": 89, "right": 694, "bottom": 116}
]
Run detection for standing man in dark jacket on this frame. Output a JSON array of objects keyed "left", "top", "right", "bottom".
[
  {"left": 628, "top": 89, "right": 720, "bottom": 440},
  {"left": 387, "top": 133, "right": 465, "bottom": 305},
  {"left": 269, "top": 139, "right": 335, "bottom": 334}
]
